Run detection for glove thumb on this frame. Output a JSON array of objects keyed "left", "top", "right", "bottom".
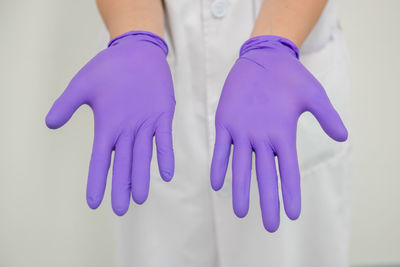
[
  {"left": 45, "top": 81, "right": 86, "bottom": 129},
  {"left": 307, "top": 88, "right": 348, "bottom": 142}
]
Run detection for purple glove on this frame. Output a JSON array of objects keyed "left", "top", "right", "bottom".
[
  {"left": 46, "top": 31, "right": 175, "bottom": 215},
  {"left": 210, "top": 36, "right": 348, "bottom": 232}
]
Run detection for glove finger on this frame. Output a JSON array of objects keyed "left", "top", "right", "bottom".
[
  {"left": 255, "top": 144, "right": 280, "bottom": 232},
  {"left": 111, "top": 132, "right": 133, "bottom": 216},
  {"left": 276, "top": 139, "right": 301, "bottom": 220},
  {"left": 155, "top": 112, "right": 174, "bottom": 182},
  {"left": 86, "top": 128, "right": 113, "bottom": 209},
  {"left": 45, "top": 78, "right": 86, "bottom": 129},
  {"left": 307, "top": 85, "right": 348, "bottom": 142},
  {"left": 210, "top": 124, "right": 232, "bottom": 191},
  {"left": 131, "top": 127, "right": 154, "bottom": 205},
  {"left": 232, "top": 138, "right": 252, "bottom": 218}
]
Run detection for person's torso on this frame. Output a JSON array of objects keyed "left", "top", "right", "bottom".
[{"left": 163, "top": 0, "right": 350, "bottom": 173}]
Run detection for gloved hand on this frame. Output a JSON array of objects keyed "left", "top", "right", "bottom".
[
  {"left": 46, "top": 31, "right": 175, "bottom": 216},
  {"left": 210, "top": 35, "right": 348, "bottom": 232}
]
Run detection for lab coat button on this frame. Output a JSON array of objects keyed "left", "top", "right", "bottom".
[{"left": 211, "top": 0, "right": 228, "bottom": 18}]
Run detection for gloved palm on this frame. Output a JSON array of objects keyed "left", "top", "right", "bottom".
[
  {"left": 46, "top": 31, "right": 175, "bottom": 215},
  {"left": 210, "top": 36, "right": 348, "bottom": 232}
]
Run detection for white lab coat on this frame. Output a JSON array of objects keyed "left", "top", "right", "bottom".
[{"left": 113, "top": 1, "right": 351, "bottom": 266}]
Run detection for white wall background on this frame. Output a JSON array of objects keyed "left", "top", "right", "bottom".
[
  {"left": 0, "top": 0, "right": 399, "bottom": 266},
  {"left": 335, "top": 0, "right": 400, "bottom": 265}
]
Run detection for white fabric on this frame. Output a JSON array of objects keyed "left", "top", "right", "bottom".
[{"left": 114, "top": 1, "right": 351, "bottom": 266}]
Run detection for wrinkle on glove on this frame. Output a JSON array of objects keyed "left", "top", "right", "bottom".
[
  {"left": 46, "top": 31, "right": 176, "bottom": 216},
  {"left": 210, "top": 35, "right": 347, "bottom": 232}
]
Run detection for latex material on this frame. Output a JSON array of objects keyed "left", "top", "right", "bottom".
[
  {"left": 46, "top": 31, "right": 175, "bottom": 215},
  {"left": 210, "top": 35, "right": 348, "bottom": 232}
]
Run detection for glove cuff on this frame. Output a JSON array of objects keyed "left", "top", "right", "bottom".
[
  {"left": 108, "top": 31, "right": 169, "bottom": 56},
  {"left": 240, "top": 35, "right": 299, "bottom": 59}
]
